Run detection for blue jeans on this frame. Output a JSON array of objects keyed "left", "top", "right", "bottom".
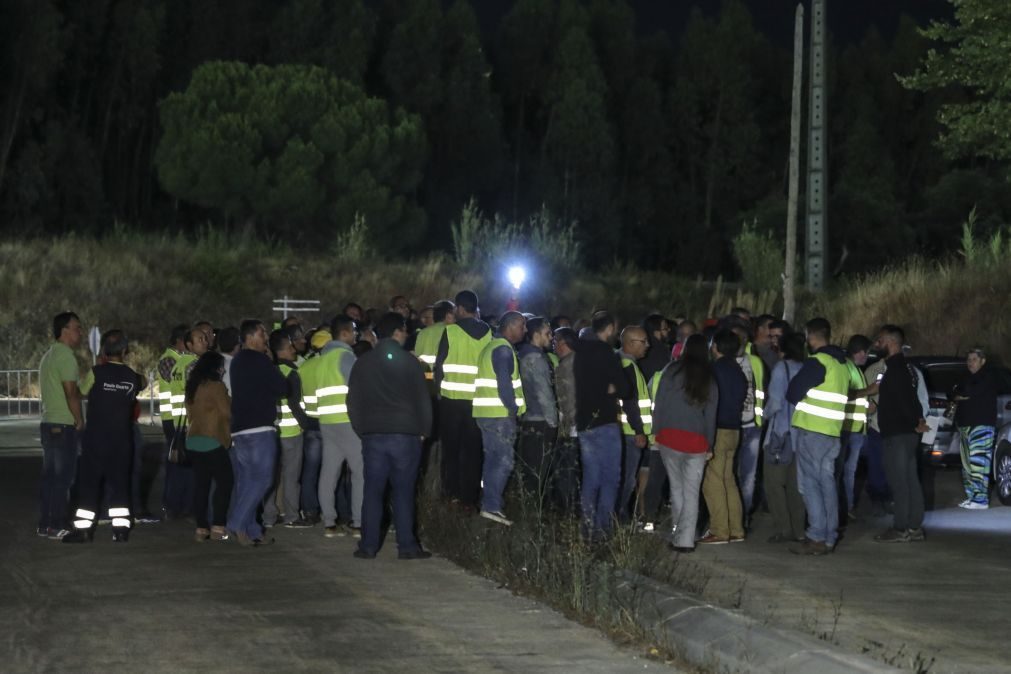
[
  {"left": 840, "top": 431, "right": 866, "bottom": 512},
  {"left": 478, "top": 417, "right": 517, "bottom": 514},
  {"left": 226, "top": 430, "right": 278, "bottom": 539},
  {"left": 618, "top": 435, "right": 643, "bottom": 519},
  {"left": 736, "top": 425, "right": 762, "bottom": 515},
  {"left": 359, "top": 434, "right": 423, "bottom": 555},
  {"left": 793, "top": 428, "right": 840, "bottom": 546},
  {"left": 578, "top": 423, "right": 621, "bottom": 537},
  {"left": 300, "top": 430, "right": 322, "bottom": 515},
  {"left": 39, "top": 423, "right": 78, "bottom": 530}
]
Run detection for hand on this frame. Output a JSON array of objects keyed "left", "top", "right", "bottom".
[
  {"left": 634, "top": 434, "right": 647, "bottom": 449},
  {"left": 74, "top": 419, "right": 85, "bottom": 432},
  {"left": 915, "top": 418, "right": 930, "bottom": 434},
  {"left": 867, "top": 401, "right": 878, "bottom": 415},
  {"left": 705, "top": 451, "right": 714, "bottom": 461}
]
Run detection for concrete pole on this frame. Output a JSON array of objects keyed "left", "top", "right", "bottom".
[
  {"left": 806, "top": 0, "right": 827, "bottom": 291},
  {"left": 784, "top": 4, "right": 804, "bottom": 323}
]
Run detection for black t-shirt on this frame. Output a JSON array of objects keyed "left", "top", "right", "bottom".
[{"left": 85, "top": 362, "right": 143, "bottom": 443}]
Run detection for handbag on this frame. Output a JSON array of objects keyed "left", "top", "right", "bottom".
[{"left": 167, "top": 419, "right": 189, "bottom": 465}]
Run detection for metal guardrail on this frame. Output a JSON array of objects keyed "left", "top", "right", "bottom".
[{"left": 1, "top": 368, "right": 159, "bottom": 423}]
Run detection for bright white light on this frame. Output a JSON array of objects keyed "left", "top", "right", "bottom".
[{"left": 508, "top": 266, "right": 526, "bottom": 290}]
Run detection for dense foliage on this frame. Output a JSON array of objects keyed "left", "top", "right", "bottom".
[{"left": 0, "top": 0, "right": 1008, "bottom": 274}]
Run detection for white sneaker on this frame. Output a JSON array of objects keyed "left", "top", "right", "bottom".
[
  {"left": 957, "top": 499, "right": 971, "bottom": 509},
  {"left": 640, "top": 522, "right": 655, "bottom": 533},
  {"left": 963, "top": 501, "right": 988, "bottom": 510},
  {"left": 479, "top": 510, "right": 513, "bottom": 526}
]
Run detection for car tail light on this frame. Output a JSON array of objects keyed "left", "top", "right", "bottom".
[{"left": 931, "top": 449, "right": 944, "bottom": 457}]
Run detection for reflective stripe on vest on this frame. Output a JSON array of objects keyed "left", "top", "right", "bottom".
[
  {"left": 169, "top": 353, "right": 197, "bottom": 422},
  {"left": 472, "top": 338, "right": 526, "bottom": 418},
  {"left": 620, "top": 357, "right": 652, "bottom": 436},
  {"left": 440, "top": 324, "right": 490, "bottom": 401},
  {"left": 277, "top": 363, "right": 302, "bottom": 438},
  {"left": 791, "top": 352, "right": 851, "bottom": 437},
  {"left": 157, "top": 348, "right": 181, "bottom": 420},
  {"left": 298, "top": 355, "right": 322, "bottom": 419},
  {"left": 745, "top": 347, "right": 765, "bottom": 427},
  {"left": 842, "top": 359, "right": 869, "bottom": 434},
  {"left": 316, "top": 348, "right": 351, "bottom": 424},
  {"left": 414, "top": 323, "right": 447, "bottom": 380}
]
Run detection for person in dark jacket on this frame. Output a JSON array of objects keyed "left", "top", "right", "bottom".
[
  {"left": 872, "top": 325, "right": 928, "bottom": 542},
  {"left": 700, "top": 330, "right": 747, "bottom": 544},
  {"left": 639, "top": 313, "right": 672, "bottom": 383},
  {"left": 347, "top": 312, "right": 433, "bottom": 559},
  {"left": 227, "top": 319, "right": 288, "bottom": 547},
  {"left": 516, "top": 317, "right": 558, "bottom": 504},
  {"left": 952, "top": 347, "right": 1007, "bottom": 509},
  {"left": 574, "top": 312, "right": 632, "bottom": 539}
]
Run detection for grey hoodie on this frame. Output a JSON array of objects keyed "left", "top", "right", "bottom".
[{"left": 651, "top": 362, "right": 718, "bottom": 451}]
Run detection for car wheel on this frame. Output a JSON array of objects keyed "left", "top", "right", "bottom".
[{"left": 995, "top": 441, "right": 1011, "bottom": 506}]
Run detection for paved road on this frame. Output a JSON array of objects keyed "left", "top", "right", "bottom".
[{"left": 0, "top": 421, "right": 674, "bottom": 673}]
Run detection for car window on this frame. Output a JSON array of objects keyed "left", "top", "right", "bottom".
[{"left": 921, "top": 365, "right": 964, "bottom": 395}]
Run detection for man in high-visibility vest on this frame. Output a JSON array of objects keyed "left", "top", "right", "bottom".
[
  {"left": 785, "top": 317, "right": 851, "bottom": 556},
  {"left": 163, "top": 327, "right": 208, "bottom": 519},
  {"left": 839, "top": 334, "right": 871, "bottom": 521},
  {"left": 472, "top": 312, "right": 526, "bottom": 525},
  {"left": 156, "top": 324, "right": 188, "bottom": 444},
  {"left": 294, "top": 328, "right": 329, "bottom": 523},
  {"left": 316, "top": 315, "right": 362, "bottom": 537},
  {"left": 617, "top": 326, "right": 650, "bottom": 521},
  {"left": 433, "top": 290, "right": 491, "bottom": 509},
  {"left": 262, "top": 329, "right": 314, "bottom": 528},
  {"left": 413, "top": 299, "right": 455, "bottom": 383}
]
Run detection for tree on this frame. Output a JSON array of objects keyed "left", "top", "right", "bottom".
[
  {"left": 155, "top": 62, "right": 426, "bottom": 248},
  {"left": 270, "top": 0, "right": 375, "bottom": 86},
  {"left": 901, "top": 0, "right": 1011, "bottom": 166}
]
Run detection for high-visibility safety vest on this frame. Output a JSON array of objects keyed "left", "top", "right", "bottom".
[
  {"left": 298, "top": 354, "right": 322, "bottom": 420},
  {"left": 472, "top": 338, "right": 526, "bottom": 418},
  {"left": 169, "top": 352, "right": 197, "bottom": 421},
  {"left": 744, "top": 343, "right": 766, "bottom": 427},
  {"left": 439, "top": 324, "right": 491, "bottom": 401},
  {"left": 414, "top": 323, "right": 447, "bottom": 380},
  {"left": 156, "top": 347, "right": 181, "bottom": 421},
  {"left": 547, "top": 352, "right": 559, "bottom": 369},
  {"left": 842, "top": 359, "right": 869, "bottom": 434},
  {"left": 276, "top": 363, "right": 303, "bottom": 438},
  {"left": 315, "top": 346, "right": 351, "bottom": 424},
  {"left": 791, "top": 352, "right": 851, "bottom": 437},
  {"left": 620, "top": 356, "right": 652, "bottom": 436}
]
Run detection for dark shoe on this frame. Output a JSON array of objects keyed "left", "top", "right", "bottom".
[
  {"left": 112, "top": 530, "right": 130, "bottom": 543},
  {"left": 61, "top": 529, "right": 92, "bottom": 544},
  {"left": 789, "top": 539, "right": 830, "bottom": 555},
  {"left": 906, "top": 527, "right": 926, "bottom": 542},
  {"left": 252, "top": 537, "right": 275, "bottom": 547},
  {"left": 36, "top": 527, "right": 49, "bottom": 537},
  {"left": 194, "top": 528, "right": 211, "bottom": 542},
  {"left": 398, "top": 549, "right": 432, "bottom": 560},
  {"left": 669, "top": 544, "right": 694, "bottom": 554},
  {"left": 48, "top": 528, "right": 71, "bottom": 540},
  {"left": 354, "top": 548, "right": 376, "bottom": 559},
  {"left": 284, "top": 518, "right": 314, "bottom": 529},
  {"left": 874, "top": 528, "right": 910, "bottom": 543},
  {"left": 301, "top": 510, "right": 322, "bottom": 524},
  {"left": 697, "top": 534, "right": 729, "bottom": 545}
]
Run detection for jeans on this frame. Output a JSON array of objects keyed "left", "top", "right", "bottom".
[
  {"left": 191, "top": 447, "right": 234, "bottom": 529},
  {"left": 839, "top": 431, "right": 866, "bottom": 513},
  {"left": 882, "top": 433, "right": 925, "bottom": 530},
  {"left": 359, "top": 434, "right": 423, "bottom": 555},
  {"left": 578, "top": 423, "right": 621, "bottom": 537},
  {"left": 793, "top": 428, "right": 841, "bottom": 546},
  {"left": 702, "top": 429, "right": 744, "bottom": 539},
  {"left": 659, "top": 448, "right": 706, "bottom": 549},
  {"left": 226, "top": 430, "right": 278, "bottom": 539},
  {"left": 264, "top": 434, "right": 303, "bottom": 524},
  {"left": 39, "top": 423, "right": 78, "bottom": 531},
  {"left": 163, "top": 424, "right": 193, "bottom": 516},
  {"left": 319, "top": 423, "right": 363, "bottom": 527},
  {"left": 478, "top": 417, "right": 517, "bottom": 514},
  {"left": 300, "top": 430, "right": 322, "bottom": 515},
  {"left": 736, "top": 425, "right": 762, "bottom": 516},
  {"left": 618, "top": 435, "right": 644, "bottom": 520},
  {"left": 864, "top": 428, "right": 891, "bottom": 502}
]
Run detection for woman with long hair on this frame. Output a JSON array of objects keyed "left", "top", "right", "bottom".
[
  {"left": 185, "top": 351, "right": 234, "bottom": 541},
  {"left": 651, "top": 334, "right": 718, "bottom": 552}
]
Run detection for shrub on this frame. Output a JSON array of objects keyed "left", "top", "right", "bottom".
[{"left": 732, "top": 220, "right": 782, "bottom": 294}]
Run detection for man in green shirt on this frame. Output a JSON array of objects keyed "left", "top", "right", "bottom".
[{"left": 37, "top": 311, "right": 84, "bottom": 539}]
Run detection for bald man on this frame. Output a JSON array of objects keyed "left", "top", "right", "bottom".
[{"left": 617, "top": 326, "right": 650, "bottom": 521}]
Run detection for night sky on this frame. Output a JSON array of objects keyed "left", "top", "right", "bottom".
[{"left": 472, "top": 0, "right": 954, "bottom": 47}]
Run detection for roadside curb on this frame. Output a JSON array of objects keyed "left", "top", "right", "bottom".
[{"left": 615, "top": 570, "right": 899, "bottom": 673}]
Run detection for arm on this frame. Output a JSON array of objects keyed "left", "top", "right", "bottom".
[
  {"left": 433, "top": 331, "right": 449, "bottom": 392},
  {"left": 491, "top": 345, "right": 518, "bottom": 417},
  {"left": 63, "top": 381, "right": 84, "bottom": 430},
  {"left": 412, "top": 360, "right": 433, "bottom": 437},
  {"left": 346, "top": 364, "right": 363, "bottom": 436},
  {"left": 620, "top": 362, "right": 645, "bottom": 437},
  {"left": 704, "top": 381, "right": 719, "bottom": 448},
  {"left": 610, "top": 351, "right": 633, "bottom": 400},
  {"left": 764, "top": 362, "right": 787, "bottom": 421},
  {"left": 287, "top": 370, "right": 311, "bottom": 429},
  {"left": 785, "top": 359, "right": 826, "bottom": 406}
]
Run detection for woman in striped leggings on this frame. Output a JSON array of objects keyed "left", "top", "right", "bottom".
[{"left": 953, "top": 348, "right": 1004, "bottom": 509}]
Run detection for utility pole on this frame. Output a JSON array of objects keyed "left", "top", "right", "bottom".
[
  {"left": 783, "top": 4, "right": 804, "bottom": 324},
  {"left": 806, "top": 0, "right": 827, "bottom": 291}
]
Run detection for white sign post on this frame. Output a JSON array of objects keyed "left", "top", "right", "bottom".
[{"left": 88, "top": 326, "right": 101, "bottom": 364}]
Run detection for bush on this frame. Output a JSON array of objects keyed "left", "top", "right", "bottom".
[{"left": 732, "top": 220, "right": 782, "bottom": 294}]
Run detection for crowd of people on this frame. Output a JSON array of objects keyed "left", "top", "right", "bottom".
[{"left": 34, "top": 291, "right": 1005, "bottom": 557}]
